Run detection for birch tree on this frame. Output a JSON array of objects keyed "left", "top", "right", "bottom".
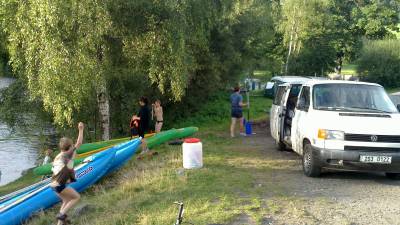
[
  {"left": 0, "top": 0, "right": 278, "bottom": 138},
  {"left": 1, "top": 0, "right": 112, "bottom": 138}
]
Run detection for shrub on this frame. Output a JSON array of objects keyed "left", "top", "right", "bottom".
[{"left": 357, "top": 40, "right": 400, "bottom": 88}]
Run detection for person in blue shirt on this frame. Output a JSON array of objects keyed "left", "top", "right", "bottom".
[{"left": 230, "top": 86, "right": 247, "bottom": 137}]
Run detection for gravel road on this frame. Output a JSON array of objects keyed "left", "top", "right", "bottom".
[{"left": 235, "top": 122, "right": 400, "bottom": 225}]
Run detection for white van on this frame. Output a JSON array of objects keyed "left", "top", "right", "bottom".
[
  {"left": 270, "top": 80, "right": 400, "bottom": 178},
  {"left": 264, "top": 76, "right": 310, "bottom": 98}
]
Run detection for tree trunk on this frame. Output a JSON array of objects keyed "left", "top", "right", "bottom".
[
  {"left": 97, "top": 81, "right": 110, "bottom": 141},
  {"left": 95, "top": 43, "right": 110, "bottom": 141},
  {"left": 285, "top": 21, "right": 295, "bottom": 75}
]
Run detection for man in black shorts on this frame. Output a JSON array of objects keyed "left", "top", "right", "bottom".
[
  {"left": 230, "top": 86, "right": 247, "bottom": 137},
  {"left": 135, "top": 96, "right": 153, "bottom": 159}
]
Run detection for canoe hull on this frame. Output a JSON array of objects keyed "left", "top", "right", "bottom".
[
  {"left": 33, "top": 140, "right": 134, "bottom": 176},
  {"left": 0, "top": 140, "right": 139, "bottom": 225}
]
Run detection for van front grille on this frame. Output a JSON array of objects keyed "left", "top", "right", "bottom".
[
  {"left": 344, "top": 146, "right": 400, "bottom": 152},
  {"left": 345, "top": 134, "right": 400, "bottom": 143}
]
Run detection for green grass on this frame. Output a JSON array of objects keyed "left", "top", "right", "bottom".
[
  {"left": 0, "top": 169, "right": 42, "bottom": 196},
  {"left": 253, "top": 70, "right": 273, "bottom": 82},
  {"left": 29, "top": 137, "right": 277, "bottom": 225},
  {"left": 173, "top": 92, "right": 272, "bottom": 130},
  {"left": 1, "top": 95, "right": 274, "bottom": 225},
  {"left": 386, "top": 87, "right": 400, "bottom": 94},
  {"left": 240, "top": 70, "right": 273, "bottom": 82},
  {"left": 389, "top": 24, "right": 400, "bottom": 39},
  {"left": 341, "top": 64, "right": 358, "bottom": 75}
]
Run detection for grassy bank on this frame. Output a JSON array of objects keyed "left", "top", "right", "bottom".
[
  {"left": 341, "top": 64, "right": 358, "bottom": 76},
  {"left": 387, "top": 87, "right": 400, "bottom": 94},
  {"left": 2, "top": 95, "right": 273, "bottom": 224},
  {"left": 0, "top": 170, "right": 42, "bottom": 196}
]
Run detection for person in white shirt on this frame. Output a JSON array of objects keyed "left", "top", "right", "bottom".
[
  {"left": 42, "top": 149, "right": 53, "bottom": 165},
  {"left": 41, "top": 149, "right": 53, "bottom": 180},
  {"left": 50, "top": 122, "right": 84, "bottom": 225}
]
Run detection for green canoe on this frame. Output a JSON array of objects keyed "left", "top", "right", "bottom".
[
  {"left": 147, "top": 127, "right": 199, "bottom": 149},
  {"left": 34, "top": 127, "right": 199, "bottom": 176},
  {"left": 76, "top": 137, "right": 130, "bottom": 154},
  {"left": 33, "top": 158, "right": 85, "bottom": 176}
]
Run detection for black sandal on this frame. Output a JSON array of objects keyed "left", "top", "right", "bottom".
[{"left": 56, "top": 213, "right": 68, "bottom": 223}]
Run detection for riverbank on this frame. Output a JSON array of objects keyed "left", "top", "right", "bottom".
[
  {"left": 1, "top": 94, "right": 272, "bottom": 224},
  {"left": 22, "top": 93, "right": 400, "bottom": 225},
  {"left": 0, "top": 77, "right": 57, "bottom": 186}
]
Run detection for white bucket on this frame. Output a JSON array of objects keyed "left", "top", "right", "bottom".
[{"left": 182, "top": 138, "right": 203, "bottom": 169}]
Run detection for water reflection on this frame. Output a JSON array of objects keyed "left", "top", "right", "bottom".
[{"left": 0, "top": 77, "right": 56, "bottom": 185}]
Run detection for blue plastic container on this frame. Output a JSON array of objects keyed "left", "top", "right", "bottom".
[{"left": 245, "top": 121, "right": 252, "bottom": 135}]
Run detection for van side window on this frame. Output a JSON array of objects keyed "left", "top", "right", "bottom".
[
  {"left": 273, "top": 86, "right": 286, "bottom": 105},
  {"left": 297, "top": 86, "right": 310, "bottom": 110}
]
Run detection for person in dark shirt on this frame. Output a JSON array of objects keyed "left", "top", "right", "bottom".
[
  {"left": 230, "top": 86, "right": 247, "bottom": 137},
  {"left": 134, "top": 96, "right": 153, "bottom": 159},
  {"left": 137, "top": 96, "right": 150, "bottom": 138}
]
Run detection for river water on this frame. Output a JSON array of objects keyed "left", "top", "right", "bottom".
[{"left": 0, "top": 77, "right": 56, "bottom": 186}]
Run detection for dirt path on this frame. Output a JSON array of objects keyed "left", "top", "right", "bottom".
[{"left": 231, "top": 121, "right": 400, "bottom": 225}]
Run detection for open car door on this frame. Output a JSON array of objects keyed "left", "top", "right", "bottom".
[{"left": 271, "top": 84, "right": 291, "bottom": 144}]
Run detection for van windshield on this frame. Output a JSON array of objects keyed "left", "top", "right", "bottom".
[{"left": 313, "top": 83, "right": 398, "bottom": 113}]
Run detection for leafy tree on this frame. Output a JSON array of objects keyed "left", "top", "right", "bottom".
[
  {"left": 1, "top": 0, "right": 114, "bottom": 139},
  {"left": 357, "top": 39, "right": 400, "bottom": 88},
  {"left": 1, "top": 0, "right": 277, "bottom": 138},
  {"left": 352, "top": 0, "right": 400, "bottom": 39},
  {"left": 280, "top": 0, "right": 337, "bottom": 75},
  {"left": 328, "top": 0, "right": 400, "bottom": 62}
]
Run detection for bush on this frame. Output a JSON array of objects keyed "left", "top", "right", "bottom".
[{"left": 357, "top": 40, "right": 400, "bottom": 88}]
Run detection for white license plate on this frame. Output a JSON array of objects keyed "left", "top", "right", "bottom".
[{"left": 360, "top": 155, "right": 392, "bottom": 164}]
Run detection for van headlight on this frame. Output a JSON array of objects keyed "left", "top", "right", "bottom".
[{"left": 318, "top": 129, "right": 344, "bottom": 140}]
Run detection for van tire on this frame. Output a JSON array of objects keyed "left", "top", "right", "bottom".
[
  {"left": 385, "top": 173, "right": 400, "bottom": 179},
  {"left": 302, "top": 143, "right": 321, "bottom": 177},
  {"left": 277, "top": 141, "right": 286, "bottom": 151}
]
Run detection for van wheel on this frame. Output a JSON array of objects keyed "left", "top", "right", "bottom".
[
  {"left": 385, "top": 173, "right": 400, "bottom": 179},
  {"left": 302, "top": 143, "right": 321, "bottom": 177},
  {"left": 277, "top": 141, "right": 286, "bottom": 151}
]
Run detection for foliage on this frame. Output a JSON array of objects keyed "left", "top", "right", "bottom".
[
  {"left": 280, "top": 0, "right": 337, "bottom": 76},
  {"left": 279, "top": 0, "right": 400, "bottom": 75},
  {"left": 357, "top": 39, "right": 400, "bottom": 88},
  {"left": 1, "top": 0, "right": 111, "bottom": 127},
  {"left": 0, "top": 0, "right": 277, "bottom": 136},
  {"left": 168, "top": 91, "right": 272, "bottom": 130},
  {"left": 0, "top": 0, "right": 399, "bottom": 134},
  {"left": 0, "top": 26, "right": 9, "bottom": 76},
  {"left": 0, "top": 80, "right": 52, "bottom": 126},
  {"left": 327, "top": 0, "right": 400, "bottom": 61},
  {"left": 105, "top": 0, "right": 276, "bottom": 137},
  {"left": 341, "top": 64, "right": 358, "bottom": 76},
  {"left": 351, "top": 0, "right": 400, "bottom": 40}
]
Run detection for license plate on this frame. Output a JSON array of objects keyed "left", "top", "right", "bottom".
[{"left": 360, "top": 155, "right": 392, "bottom": 164}]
